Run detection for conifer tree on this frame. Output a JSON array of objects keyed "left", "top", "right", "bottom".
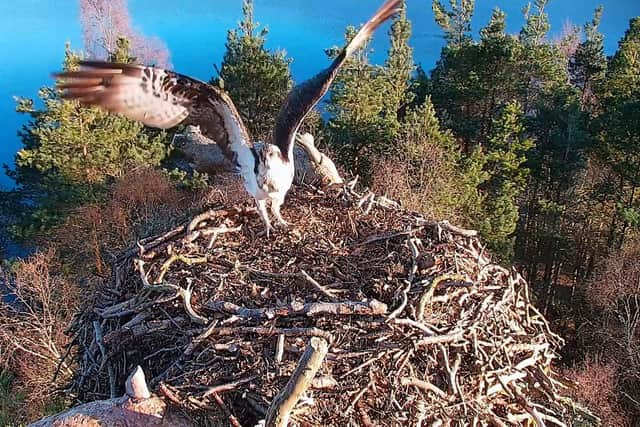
[
  {"left": 596, "top": 18, "right": 640, "bottom": 248},
  {"left": 432, "top": 0, "right": 475, "bottom": 48},
  {"left": 215, "top": 0, "right": 293, "bottom": 142},
  {"left": 571, "top": 6, "right": 607, "bottom": 109},
  {"left": 326, "top": 27, "right": 395, "bottom": 182},
  {"left": 328, "top": 3, "right": 421, "bottom": 182},
  {"left": 397, "top": 97, "right": 474, "bottom": 221},
  {"left": 8, "top": 42, "right": 168, "bottom": 237},
  {"left": 385, "top": 1, "right": 414, "bottom": 115},
  {"left": 520, "top": 0, "right": 550, "bottom": 47},
  {"left": 477, "top": 102, "right": 534, "bottom": 260},
  {"left": 427, "top": 8, "right": 523, "bottom": 148},
  {"left": 519, "top": 0, "right": 569, "bottom": 112}
]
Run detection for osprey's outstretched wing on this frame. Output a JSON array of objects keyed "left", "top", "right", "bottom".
[
  {"left": 54, "top": 62, "right": 252, "bottom": 163},
  {"left": 273, "top": 0, "right": 402, "bottom": 157}
]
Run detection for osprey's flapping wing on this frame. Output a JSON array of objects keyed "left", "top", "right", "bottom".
[
  {"left": 272, "top": 0, "right": 402, "bottom": 157},
  {"left": 53, "top": 62, "right": 252, "bottom": 163}
]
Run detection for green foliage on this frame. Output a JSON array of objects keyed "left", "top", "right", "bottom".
[
  {"left": 326, "top": 26, "right": 399, "bottom": 182},
  {"left": 397, "top": 98, "right": 467, "bottom": 219},
  {"left": 520, "top": 0, "right": 551, "bottom": 47},
  {"left": 215, "top": 0, "right": 293, "bottom": 142},
  {"left": 593, "top": 18, "right": 640, "bottom": 248},
  {"left": 163, "top": 168, "right": 209, "bottom": 191},
  {"left": 385, "top": 1, "right": 415, "bottom": 111},
  {"left": 427, "top": 8, "right": 526, "bottom": 148},
  {"left": 605, "top": 17, "right": 640, "bottom": 100},
  {"left": 476, "top": 102, "right": 534, "bottom": 260},
  {"left": 328, "top": 6, "right": 419, "bottom": 183},
  {"left": 7, "top": 42, "right": 170, "bottom": 239},
  {"left": 423, "top": 2, "right": 589, "bottom": 266},
  {"left": 14, "top": 86, "right": 167, "bottom": 184},
  {"left": 571, "top": 6, "right": 607, "bottom": 109},
  {"left": 432, "top": 0, "right": 475, "bottom": 48},
  {"left": 327, "top": 10, "right": 476, "bottom": 223}
]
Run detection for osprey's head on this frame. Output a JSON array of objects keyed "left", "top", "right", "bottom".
[
  {"left": 256, "top": 142, "right": 295, "bottom": 194},
  {"left": 260, "top": 143, "right": 289, "bottom": 163}
]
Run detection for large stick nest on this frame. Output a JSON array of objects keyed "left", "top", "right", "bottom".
[{"left": 68, "top": 180, "right": 592, "bottom": 426}]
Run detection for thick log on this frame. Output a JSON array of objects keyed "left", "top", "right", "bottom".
[
  {"left": 206, "top": 299, "right": 387, "bottom": 321},
  {"left": 173, "top": 126, "right": 343, "bottom": 186}
]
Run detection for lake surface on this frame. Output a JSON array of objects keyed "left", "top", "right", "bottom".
[{"left": 1, "top": 0, "right": 638, "bottom": 189}]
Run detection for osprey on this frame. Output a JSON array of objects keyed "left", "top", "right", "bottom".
[{"left": 55, "top": 0, "right": 401, "bottom": 236}]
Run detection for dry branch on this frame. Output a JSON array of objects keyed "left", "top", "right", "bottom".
[
  {"left": 64, "top": 185, "right": 580, "bottom": 426},
  {"left": 206, "top": 299, "right": 387, "bottom": 321},
  {"left": 265, "top": 337, "right": 329, "bottom": 427}
]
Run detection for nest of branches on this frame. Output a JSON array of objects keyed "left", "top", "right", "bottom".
[{"left": 67, "top": 181, "right": 594, "bottom": 426}]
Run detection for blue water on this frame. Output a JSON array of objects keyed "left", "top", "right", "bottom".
[{"left": 1, "top": 0, "right": 639, "bottom": 189}]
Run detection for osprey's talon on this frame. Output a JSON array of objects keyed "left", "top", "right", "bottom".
[
  {"left": 275, "top": 219, "right": 289, "bottom": 230},
  {"left": 258, "top": 225, "right": 275, "bottom": 238}
]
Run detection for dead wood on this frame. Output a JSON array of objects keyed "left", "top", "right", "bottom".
[
  {"left": 65, "top": 183, "right": 583, "bottom": 426},
  {"left": 174, "top": 126, "right": 343, "bottom": 186},
  {"left": 206, "top": 299, "right": 387, "bottom": 321},
  {"left": 265, "top": 337, "right": 329, "bottom": 427}
]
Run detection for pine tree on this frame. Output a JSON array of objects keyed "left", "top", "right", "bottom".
[
  {"left": 570, "top": 6, "right": 607, "bottom": 109},
  {"left": 384, "top": 1, "right": 414, "bottom": 115},
  {"left": 520, "top": 0, "right": 551, "bottom": 47},
  {"left": 519, "top": 0, "right": 569, "bottom": 112},
  {"left": 215, "top": 0, "right": 292, "bottom": 142},
  {"left": 8, "top": 42, "right": 168, "bottom": 237},
  {"left": 394, "top": 97, "right": 469, "bottom": 220},
  {"left": 432, "top": 0, "right": 475, "bottom": 48},
  {"left": 328, "top": 3, "right": 422, "bottom": 183},
  {"left": 326, "top": 27, "right": 395, "bottom": 182},
  {"left": 427, "top": 8, "right": 523, "bottom": 149},
  {"left": 595, "top": 18, "right": 640, "bottom": 248},
  {"left": 477, "top": 102, "right": 534, "bottom": 260},
  {"left": 605, "top": 17, "right": 640, "bottom": 100}
]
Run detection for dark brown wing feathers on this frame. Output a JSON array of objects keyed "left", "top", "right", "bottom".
[
  {"left": 54, "top": 0, "right": 401, "bottom": 165},
  {"left": 54, "top": 61, "right": 250, "bottom": 162},
  {"left": 273, "top": 0, "right": 402, "bottom": 157}
]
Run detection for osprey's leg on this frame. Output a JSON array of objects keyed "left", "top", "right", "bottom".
[
  {"left": 256, "top": 199, "right": 274, "bottom": 237},
  {"left": 270, "top": 197, "right": 288, "bottom": 228}
]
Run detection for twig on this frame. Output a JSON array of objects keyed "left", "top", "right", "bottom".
[
  {"left": 275, "top": 334, "right": 285, "bottom": 363},
  {"left": 400, "top": 377, "right": 447, "bottom": 399},
  {"left": 92, "top": 320, "right": 116, "bottom": 399},
  {"left": 202, "top": 375, "right": 257, "bottom": 398},
  {"left": 393, "top": 317, "right": 436, "bottom": 336},
  {"left": 339, "top": 351, "right": 389, "bottom": 379},
  {"left": 265, "top": 337, "right": 329, "bottom": 427},
  {"left": 416, "top": 218, "right": 478, "bottom": 238},
  {"left": 388, "top": 280, "right": 411, "bottom": 320},
  {"left": 156, "top": 254, "right": 208, "bottom": 284},
  {"left": 355, "top": 230, "right": 415, "bottom": 246},
  {"left": 210, "top": 392, "right": 242, "bottom": 427},
  {"left": 159, "top": 382, "right": 184, "bottom": 406},
  {"left": 299, "top": 269, "right": 344, "bottom": 300},
  {"left": 198, "top": 326, "right": 333, "bottom": 342},
  {"left": 346, "top": 380, "right": 374, "bottom": 414},
  {"left": 415, "top": 330, "right": 465, "bottom": 347}
]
